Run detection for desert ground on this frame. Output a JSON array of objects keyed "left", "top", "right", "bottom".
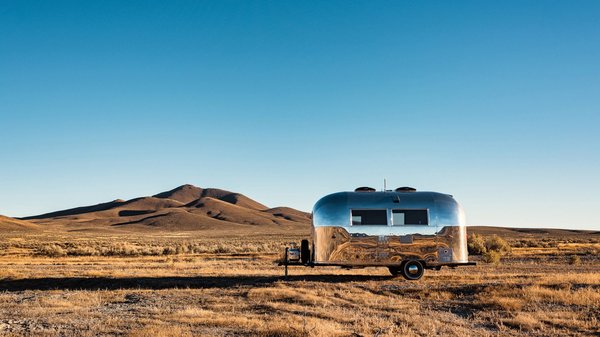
[
  {"left": 1, "top": 186, "right": 599, "bottom": 336},
  {"left": 0, "top": 228, "right": 598, "bottom": 337}
]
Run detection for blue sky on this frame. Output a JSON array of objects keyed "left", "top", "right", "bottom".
[{"left": 1, "top": 1, "right": 599, "bottom": 229}]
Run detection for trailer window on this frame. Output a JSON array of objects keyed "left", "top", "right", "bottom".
[
  {"left": 351, "top": 210, "right": 388, "bottom": 225},
  {"left": 392, "top": 209, "right": 428, "bottom": 225}
]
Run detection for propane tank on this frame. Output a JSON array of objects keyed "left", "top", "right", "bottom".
[{"left": 287, "top": 242, "right": 301, "bottom": 262}]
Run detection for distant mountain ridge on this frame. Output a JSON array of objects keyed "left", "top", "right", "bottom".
[
  {"left": 14, "top": 184, "right": 310, "bottom": 232},
  {"left": 468, "top": 226, "right": 600, "bottom": 237},
  {"left": 6, "top": 186, "right": 597, "bottom": 236},
  {"left": 0, "top": 215, "right": 39, "bottom": 231}
]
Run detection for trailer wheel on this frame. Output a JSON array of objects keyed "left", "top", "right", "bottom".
[
  {"left": 402, "top": 260, "right": 424, "bottom": 280},
  {"left": 300, "top": 239, "right": 310, "bottom": 264}
]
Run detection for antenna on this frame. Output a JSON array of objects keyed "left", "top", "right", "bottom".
[{"left": 383, "top": 178, "right": 387, "bottom": 191}]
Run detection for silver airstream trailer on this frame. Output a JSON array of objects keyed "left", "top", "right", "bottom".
[{"left": 282, "top": 187, "right": 475, "bottom": 280}]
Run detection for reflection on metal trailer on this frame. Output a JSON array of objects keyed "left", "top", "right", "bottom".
[{"left": 281, "top": 186, "right": 475, "bottom": 280}]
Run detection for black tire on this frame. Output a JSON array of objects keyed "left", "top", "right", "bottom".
[
  {"left": 300, "top": 239, "right": 310, "bottom": 264},
  {"left": 401, "top": 260, "right": 425, "bottom": 281}
]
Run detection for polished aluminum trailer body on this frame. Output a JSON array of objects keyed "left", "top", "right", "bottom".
[{"left": 311, "top": 190, "right": 469, "bottom": 267}]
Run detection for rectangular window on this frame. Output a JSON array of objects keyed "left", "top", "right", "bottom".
[
  {"left": 392, "top": 209, "right": 428, "bottom": 225},
  {"left": 351, "top": 209, "right": 388, "bottom": 225}
]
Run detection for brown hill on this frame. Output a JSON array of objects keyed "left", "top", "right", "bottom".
[
  {"left": 263, "top": 207, "right": 312, "bottom": 223},
  {"left": 154, "top": 185, "right": 268, "bottom": 210},
  {"left": 187, "top": 197, "right": 304, "bottom": 226},
  {"left": 152, "top": 184, "right": 203, "bottom": 204},
  {"left": 18, "top": 184, "right": 309, "bottom": 233},
  {"left": 208, "top": 191, "right": 268, "bottom": 211},
  {"left": 0, "top": 215, "right": 40, "bottom": 231},
  {"left": 23, "top": 199, "right": 127, "bottom": 220}
]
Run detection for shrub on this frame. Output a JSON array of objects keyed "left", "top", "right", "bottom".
[
  {"left": 162, "top": 246, "right": 177, "bottom": 255},
  {"left": 468, "top": 234, "right": 511, "bottom": 264},
  {"left": 467, "top": 234, "right": 487, "bottom": 255},
  {"left": 482, "top": 250, "right": 502, "bottom": 264},
  {"left": 485, "top": 235, "right": 511, "bottom": 254},
  {"left": 67, "top": 246, "right": 98, "bottom": 256},
  {"left": 37, "top": 244, "right": 66, "bottom": 257},
  {"left": 569, "top": 255, "right": 581, "bottom": 265},
  {"left": 175, "top": 244, "right": 189, "bottom": 254},
  {"left": 104, "top": 243, "right": 141, "bottom": 256},
  {"left": 526, "top": 240, "right": 542, "bottom": 248}
]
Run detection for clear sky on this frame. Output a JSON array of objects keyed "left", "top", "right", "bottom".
[{"left": 1, "top": 1, "right": 599, "bottom": 229}]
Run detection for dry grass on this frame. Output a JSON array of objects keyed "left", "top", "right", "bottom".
[
  {"left": 0, "top": 231, "right": 598, "bottom": 336},
  {"left": 1, "top": 233, "right": 293, "bottom": 258}
]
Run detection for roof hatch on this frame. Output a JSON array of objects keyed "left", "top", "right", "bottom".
[
  {"left": 395, "top": 187, "right": 417, "bottom": 192},
  {"left": 354, "top": 187, "right": 376, "bottom": 192}
]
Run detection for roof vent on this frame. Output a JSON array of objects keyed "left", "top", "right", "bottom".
[
  {"left": 355, "top": 186, "right": 376, "bottom": 192},
  {"left": 395, "top": 187, "right": 417, "bottom": 192}
]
